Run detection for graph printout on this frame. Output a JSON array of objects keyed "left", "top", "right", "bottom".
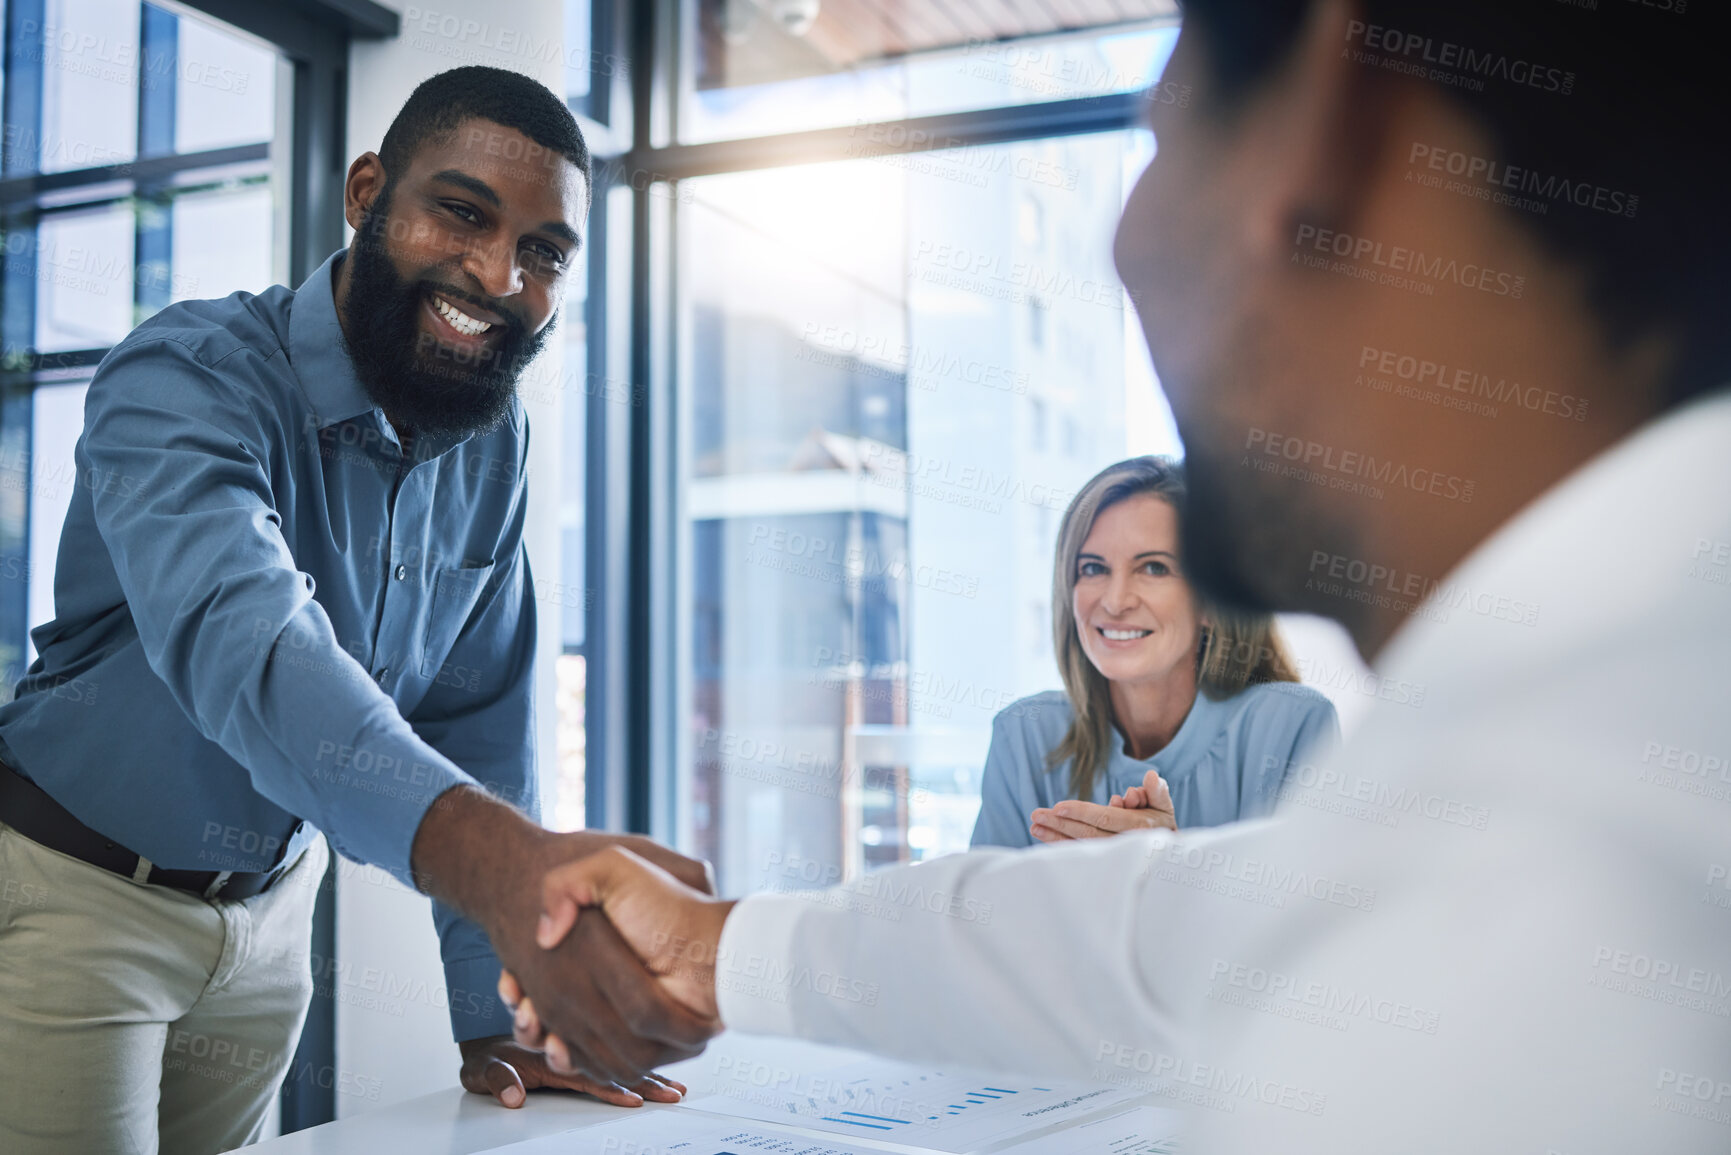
[
  {"left": 995, "top": 1106, "right": 1184, "bottom": 1154},
  {"left": 675, "top": 1035, "right": 1142, "bottom": 1153},
  {"left": 474, "top": 1107, "right": 894, "bottom": 1155}
]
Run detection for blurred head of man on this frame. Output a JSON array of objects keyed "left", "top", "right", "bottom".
[
  {"left": 335, "top": 66, "right": 591, "bottom": 438},
  {"left": 1115, "top": 0, "right": 1728, "bottom": 657}
]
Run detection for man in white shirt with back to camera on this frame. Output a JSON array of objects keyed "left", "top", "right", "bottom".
[{"left": 506, "top": 0, "right": 1731, "bottom": 1149}]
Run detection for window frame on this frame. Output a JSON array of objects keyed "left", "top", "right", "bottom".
[
  {"left": 584, "top": 1, "right": 1177, "bottom": 846},
  {"left": 0, "top": 0, "right": 398, "bottom": 1133}
]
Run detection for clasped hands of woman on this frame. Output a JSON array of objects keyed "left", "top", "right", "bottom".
[{"left": 1028, "top": 766, "right": 1175, "bottom": 842}]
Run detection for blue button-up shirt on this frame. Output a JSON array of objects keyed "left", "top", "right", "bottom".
[
  {"left": 970, "top": 683, "right": 1339, "bottom": 848},
  {"left": 0, "top": 250, "right": 535, "bottom": 1041}
]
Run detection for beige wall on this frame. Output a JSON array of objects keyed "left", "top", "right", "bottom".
[{"left": 337, "top": 0, "right": 572, "bottom": 1115}]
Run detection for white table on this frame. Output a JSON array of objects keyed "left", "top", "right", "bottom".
[
  {"left": 251, "top": 1081, "right": 649, "bottom": 1154},
  {"left": 250, "top": 1036, "right": 1171, "bottom": 1155}
]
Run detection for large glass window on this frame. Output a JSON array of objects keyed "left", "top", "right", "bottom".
[
  {"left": 676, "top": 127, "right": 1180, "bottom": 892},
  {"left": 36, "top": 0, "right": 144, "bottom": 172},
  {"left": 559, "top": 2, "right": 1371, "bottom": 878},
  {"left": 0, "top": 2, "right": 284, "bottom": 686}
]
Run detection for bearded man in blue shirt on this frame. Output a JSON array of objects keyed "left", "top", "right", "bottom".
[{"left": 0, "top": 66, "right": 712, "bottom": 1155}]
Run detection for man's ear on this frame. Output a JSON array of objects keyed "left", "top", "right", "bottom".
[{"left": 343, "top": 152, "right": 389, "bottom": 233}]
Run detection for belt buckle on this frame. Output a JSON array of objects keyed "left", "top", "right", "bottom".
[{"left": 202, "top": 871, "right": 234, "bottom": 900}]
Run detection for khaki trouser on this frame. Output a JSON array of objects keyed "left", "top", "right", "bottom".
[{"left": 0, "top": 820, "right": 327, "bottom": 1154}]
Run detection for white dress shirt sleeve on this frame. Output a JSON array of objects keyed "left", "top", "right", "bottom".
[{"left": 717, "top": 821, "right": 1287, "bottom": 1082}]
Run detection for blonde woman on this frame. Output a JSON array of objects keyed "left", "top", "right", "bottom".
[{"left": 971, "top": 457, "right": 1337, "bottom": 848}]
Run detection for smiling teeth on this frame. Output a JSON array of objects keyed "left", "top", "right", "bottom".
[
  {"left": 434, "top": 295, "right": 492, "bottom": 337},
  {"left": 1102, "top": 628, "right": 1151, "bottom": 641}
]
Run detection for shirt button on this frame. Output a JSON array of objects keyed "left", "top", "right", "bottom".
[{"left": 394, "top": 564, "right": 407, "bottom": 581}]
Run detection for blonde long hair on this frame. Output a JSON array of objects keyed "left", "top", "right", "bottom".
[{"left": 1049, "top": 457, "right": 1299, "bottom": 799}]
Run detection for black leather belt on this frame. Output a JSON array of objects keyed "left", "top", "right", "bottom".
[{"left": 0, "top": 761, "right": 292, "bottom": 901}]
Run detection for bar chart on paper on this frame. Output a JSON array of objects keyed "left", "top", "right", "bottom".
[
  {"left": 996, "top": 1106, "right": 1184, "bottom": 1154},
  {"left": 679, "top": 1036, "right": 1141, "bottom": 1153},
  {"left": 473, "top": 1103, "right": 1184, "bottom": 1155},
  {"left": 471, "top": 1039, "right": 1180, "bottom": 1155},
  {"left": 475, "top": 1109, "right": 899, "bottom": 1155}
]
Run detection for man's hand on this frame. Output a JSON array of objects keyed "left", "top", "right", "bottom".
[
  {"left": 536, "top": 848, "right": 735, "bottom": 1021},
  {"left": 411, "top": 787, "right": 719, "bottom": 1087},
  {"left": 1030, "top": 769, "right": 1175, "bottom": 842},
  {"left": 499, "top": 847, "right": 735, "bottom": 1067},
  {"left": 599, "top": 836, "right": 717, "bottom": 897},
  {"left": 458, "top": 1035, "right": 687, "bottom": 1109}
]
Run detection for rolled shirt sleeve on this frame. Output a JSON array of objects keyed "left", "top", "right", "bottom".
[{"left": 81, "top": 336, "right": 475, "bottom": 888}]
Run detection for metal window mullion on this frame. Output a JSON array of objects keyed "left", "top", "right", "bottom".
[
  {"left": 0, "top": 370, "right": 30, "bottom": 696},
  {"left": 663, "top": 177, "right": 695, "bottom": 853},
  {"left": 135, "top": 6, "right": 179, "bottom": 320},
  {"left": 627, "top": 0, "right": 686, "bottom": 842},
  {"left": 589, "top": 0, "right": 677, "bottom": 837},
  {"left": 174, "top": 0, "right": 396, "bottom": 53},
  {"left": 2, "top": 0, "right": 46, "bottom": 178},
  {"left": 624, "top": 89, "right": 1147, "bottom": 182},
  {"left": 585, "top": 178, "right": 634, "bottom": 834},
  {"left": 584, "top": 180, "right": 615, "bottom": 832},
  {"left": 587, "top": 0, "right": 615, "bottom": 128},
  {"left": 287, "top": 54, "right": 345, "bottom": 289},
  {"left": 644, "top": 178, "right": 682, "bottom": 847},
  {"left": 0, "top": 0, "right": 46, "bottom": 696},
  {"left": 624, "top": 186, "right": 656, "bottom": 836},
  {"left": 0, "top": 144, "right": 274, "bottom": 213},
  {"left": 139, "top": 5, "right": 179, "bottom": 159}
]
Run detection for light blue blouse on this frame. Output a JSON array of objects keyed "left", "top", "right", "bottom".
[{"left": 970, "top": 682, "right": 1340, "bottom": 848}]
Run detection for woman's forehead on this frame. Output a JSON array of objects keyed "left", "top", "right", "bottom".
[{"left": 1085, "top": 494, "right": 1179, "bottom": 547}]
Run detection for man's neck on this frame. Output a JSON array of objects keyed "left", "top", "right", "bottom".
[{"left": 1343, "top": 340, "right": 1672, "bottom": 663}]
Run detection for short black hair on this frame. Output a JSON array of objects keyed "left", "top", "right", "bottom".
[
  {"left": 378, "top": 65, "right": 591, "bottom": 196},
  {"left": 1178, "top": 1, "right": 1729, "bottom": 410}
]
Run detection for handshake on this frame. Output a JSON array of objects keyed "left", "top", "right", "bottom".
[
  {"left": 410, "top": 771, "right": 1173, "bottom": 1107},
  {"left": 497, "top": 843, "right": 729, "bottom": 1086},
  {"left": 410, "top": 769, "right": 1173, "bottom": 1107},
  {"left": 410, "top": 785, "right": 736, "bottom": 1109}
]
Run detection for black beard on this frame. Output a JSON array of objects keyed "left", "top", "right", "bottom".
[
  {"left": 1179, "top": 428, "right": 1365, "bottom": 626},
  {"left": 340, "top": 191, "right": 554, "bottom": 438},
  {"left": 1178, "top": 436, "right": 1282, "bottom": 616}
]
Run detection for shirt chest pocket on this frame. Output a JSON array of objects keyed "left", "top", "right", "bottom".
[{"left": 419, "top": 562, "right": 495, "bottom": 678}]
